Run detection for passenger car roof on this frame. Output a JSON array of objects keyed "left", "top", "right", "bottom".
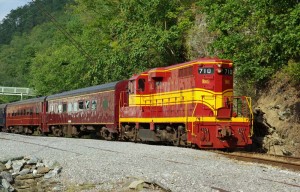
[
  {"left": 47, "top": 81, "right": 120, "bottom": 100},
  {"left": 6, "top": 97, "right": 46, "bottom": 106}
]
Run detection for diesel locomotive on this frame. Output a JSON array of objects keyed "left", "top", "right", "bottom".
[{"left": 1, "top": 58, "right": 253, "bottom": 149}]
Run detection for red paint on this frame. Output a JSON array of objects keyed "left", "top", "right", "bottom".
[{"left": 6, "top": 99, "right": 44, "bottom": 130}]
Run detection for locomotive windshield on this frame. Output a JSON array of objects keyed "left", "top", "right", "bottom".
[{"left": 128, "top": 80, "right": 135, "bottom": 94}]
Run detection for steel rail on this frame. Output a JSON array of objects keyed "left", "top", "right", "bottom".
[{"left": 213, "top": 151, "right": 300, "bottom": 172}]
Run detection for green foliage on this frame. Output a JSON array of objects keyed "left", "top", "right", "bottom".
[
  {"left": 1, "top": 0, "right": 299, "bottom": 98},
  {"left": 71, "top": 0, "right": 196, "bottom": 85},
  {"left": 0, "top": 0, "right": 72, "bottom": 44},
  {"left": 286, "top": 60, "right": 300, "bottom": 84},
  {"left": 197, "top": 0, "right": 300, "bottom": 90},
  {"left": 29, "top": 44, "right": 87, "bottom": 95},
  {"left": 26, "top": 0, "right": 196, "bottom": 95},
  {"left": 0, "top": 96, "right": 20, "bottom": 104},
  {"left": 26, "top": 12, "right": 90, "bottom": 96},
  {"left": 0, "top": 35, "right": 34, "bottom": 87},
  {"left": 0, "top": 0, "right": 73, "bottom": 97}
]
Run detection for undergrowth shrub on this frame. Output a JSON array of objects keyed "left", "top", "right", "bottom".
[{"left": 286, "top": 60, "right": 300, "bottom": 85}]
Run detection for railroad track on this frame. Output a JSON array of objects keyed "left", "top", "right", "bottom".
[{"left": 214, "top": 151, "right": 300, "bottom": 172}]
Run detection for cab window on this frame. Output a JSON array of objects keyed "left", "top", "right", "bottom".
[{"left": 138, "top": 78, "right": 145, "bottom": 92}]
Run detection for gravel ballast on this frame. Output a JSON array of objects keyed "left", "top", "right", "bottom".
[{"left": 0, "top": 132, "right": 299, "bottom": 191}]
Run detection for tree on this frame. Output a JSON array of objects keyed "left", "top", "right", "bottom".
[
  {"left": 71, "top": 0, "right": 196, "bottom": 85},
  {"left": 196, "top": 0, "right": 300, "bottom": 90}
]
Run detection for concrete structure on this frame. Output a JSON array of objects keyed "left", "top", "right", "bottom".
[{"left": 0, "top": 86, "right": 36, "bottom": 100}]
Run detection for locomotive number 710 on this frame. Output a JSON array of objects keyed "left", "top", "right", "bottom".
[{"left": 198, "top": 68, "right": 214, "bottom": 74}]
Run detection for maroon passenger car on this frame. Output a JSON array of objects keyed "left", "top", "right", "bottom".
[
  {"left": 5, "top": 97, "right": 46, "bottom": 134},
  {"left": 44, "top": 81, "right": 128, "bottom": 138}
]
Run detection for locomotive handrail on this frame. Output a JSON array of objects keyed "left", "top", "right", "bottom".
[
  {"left": 118, "top": 92, "right": 122, "bottom": 130},
  {"left": 245, "top": 97, "right": 254, "bottom": 137},
  {"left": 191, "top": 102, "right": 199, "bottom": 136},
  {"left": 185, "top": 102, "right": 188, "bottom": 129},
  {"left": 215, "top": 95, "right": 217, "bottom": 121}
]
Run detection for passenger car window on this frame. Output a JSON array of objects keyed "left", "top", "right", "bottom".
[
  {"left": 50, "top": 104, "right": 54, "bottom": 112},
  {"left": 85, "top": 100, "right": 90, "bottom": 109},
  {"left": 68, "top": 103, "right": 72, "bottom": 112},
  {"left": 73, "top": 102, "right": 78, "bottom": 112},
  {"left": 63, "top": 103, "right": 67, "bottom": 112},
  {"left": 58, "top": 104, "right": 62, "bottom": 113},
  {"left": 79, "top": 101, "right": 84, "bottom": 110},
  {"left": 91, "top": 100, "right": 97, "bottom": 110},
  {"left": 55, "top": 104, "right": 59, "bottom": 113}
]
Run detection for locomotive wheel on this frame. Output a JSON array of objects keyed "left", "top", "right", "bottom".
[
  {"left": 130, "top": 128, "right": 138, "bottom": 143},
  {"left": 35, "top": 128, "right": 42, "bottom": 136},
  {"left": 121, "top": 125, "right": 137, "bottom": 142},
  {"left": 100, "top": 128, "right": 112, "bottom": 140},
  {"left": 173, "top": 139, "right": 179, "bottom": 146},
  {"left": 173, "top": 137, "right": 184, "bottom": 147},
  {"left": 53, "top": 129, "right": 63, "bottom": 137}
]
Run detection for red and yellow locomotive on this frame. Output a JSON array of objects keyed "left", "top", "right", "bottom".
[
  {"left": 119, "top": 58, "right": 253, "bottom": 148},
  {"left": 2, "top": 58, "right": 253, "bottom": 149}
]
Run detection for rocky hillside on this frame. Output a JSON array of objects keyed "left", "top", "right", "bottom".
[{"left": 253, "top": 71, "right": 300, "bottom": 157}]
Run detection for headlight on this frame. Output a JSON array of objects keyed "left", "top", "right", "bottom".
[{"left": 217, "top": 64, "right": 222, "bottom": 68}]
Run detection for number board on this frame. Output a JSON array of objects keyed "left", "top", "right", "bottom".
[
  {"left": 222, "top": 68, "right": 233, "bottom": 75},
  {"left": 198, "top": 68, "right": 214, "bottom": 74}
]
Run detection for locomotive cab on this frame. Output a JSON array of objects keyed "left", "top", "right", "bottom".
[{"left": 193, "top": 59, "right": 253, "bottom": 147}]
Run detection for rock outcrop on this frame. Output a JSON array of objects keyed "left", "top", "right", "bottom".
[
  {"left": 252, "top": 108, "right": 293, "bottom": 156},
  {"left": 0, "top": 156, "right": 63, "bottom": 192},
  {"left": 254, "top": 72, "right": 300, "bottom": 157}
]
